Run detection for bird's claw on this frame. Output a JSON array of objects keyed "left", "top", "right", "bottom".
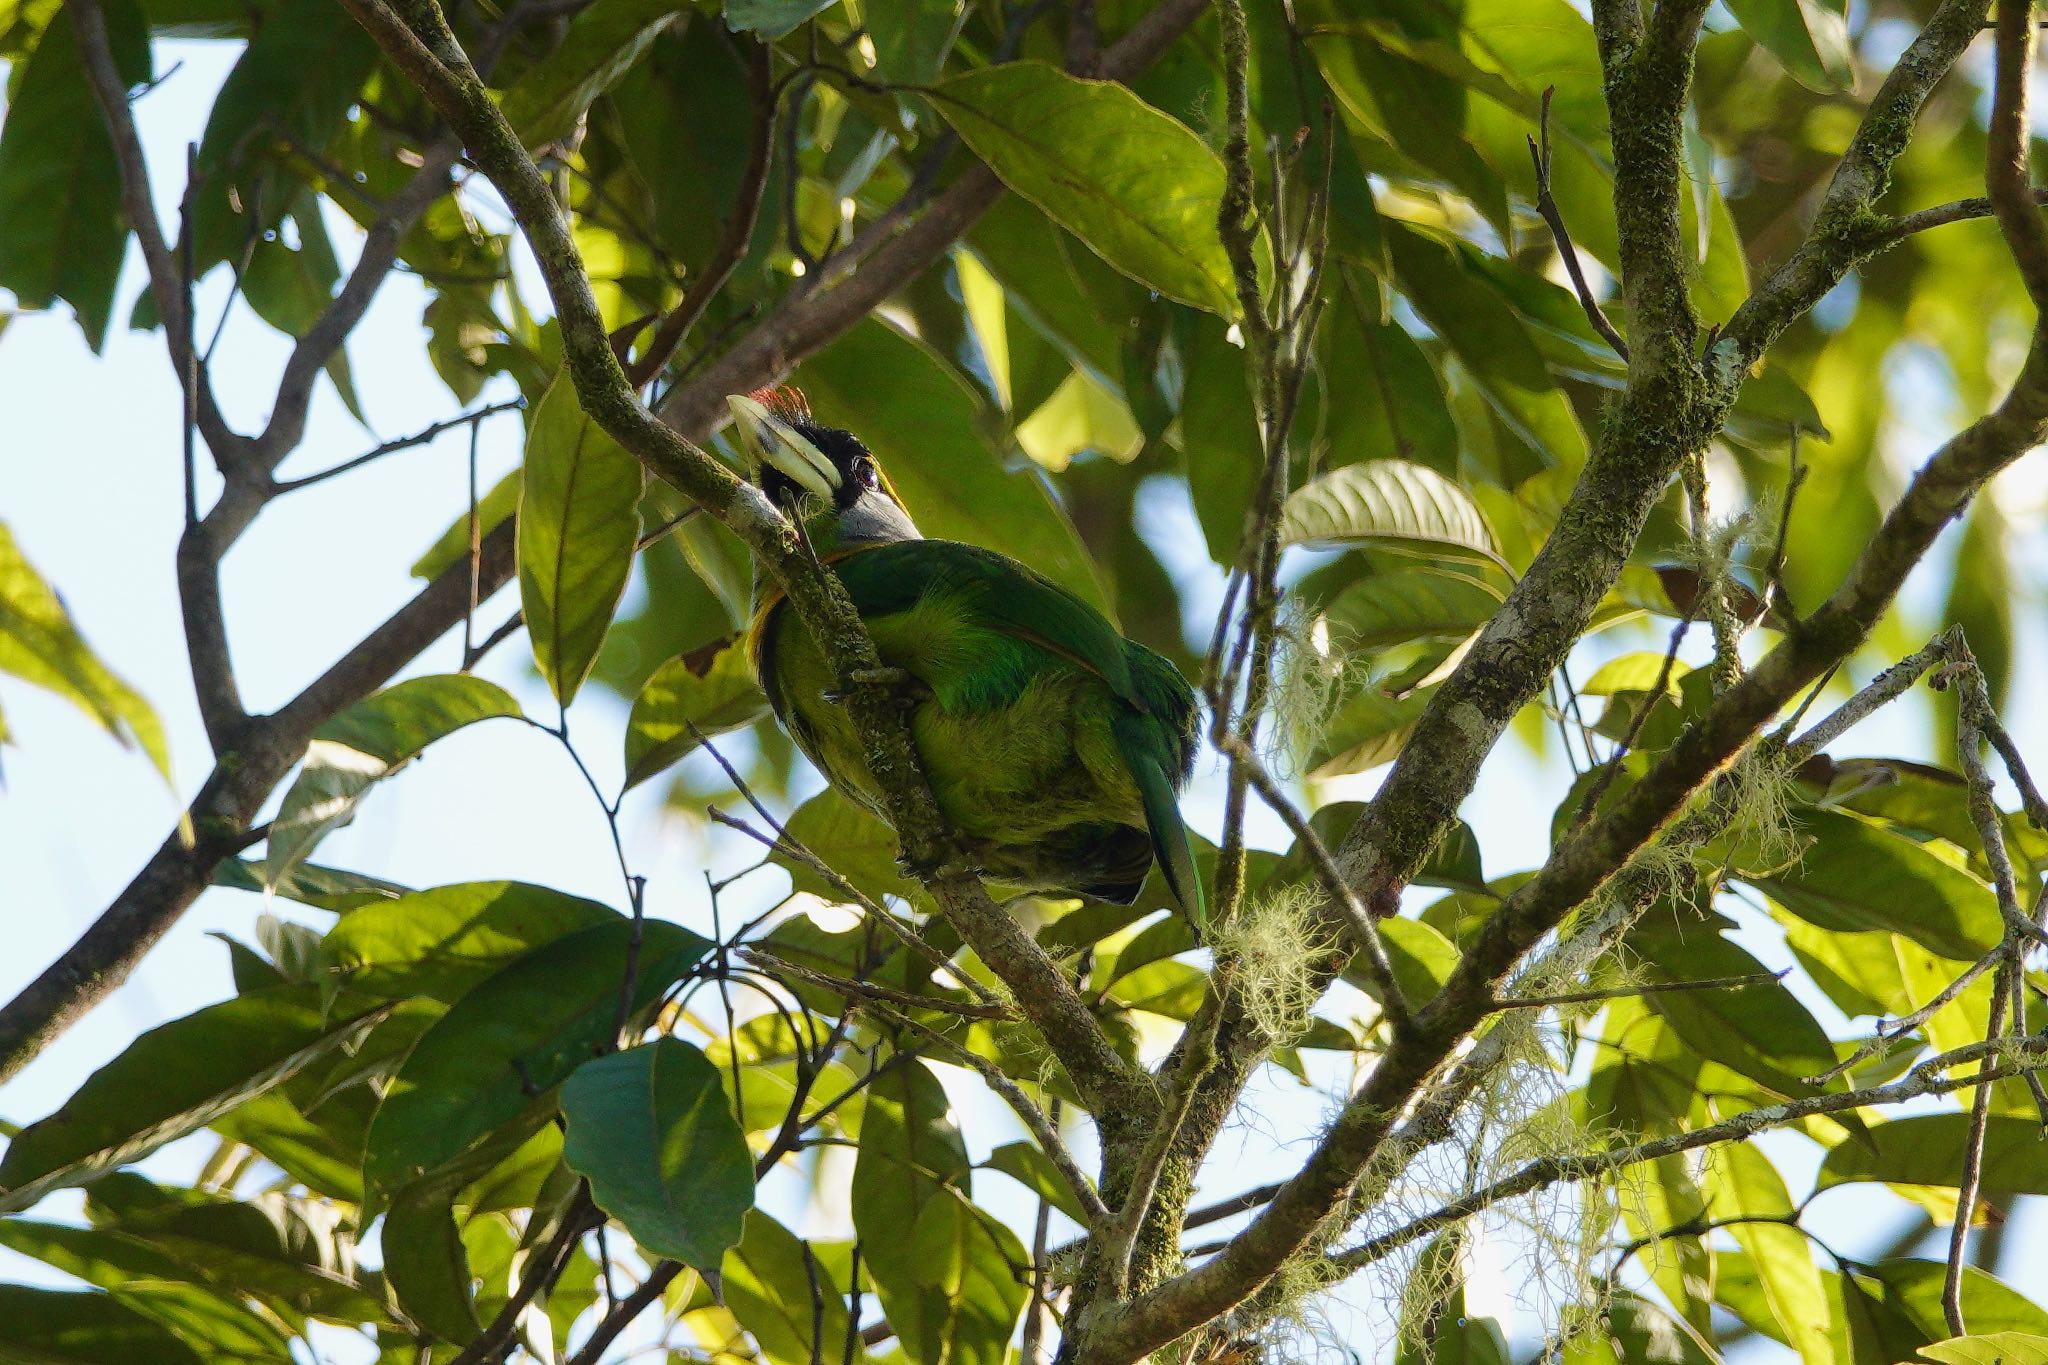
[
  {"left": 824, "top": 666, "right": 930, "bottom": 707},
  {"left": 896, "top": 844, "right": 985, "bottom": 884}
]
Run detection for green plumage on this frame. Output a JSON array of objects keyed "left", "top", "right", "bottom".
[{"left": 752, "top": 540, "right": 1204, "bottom": 925}]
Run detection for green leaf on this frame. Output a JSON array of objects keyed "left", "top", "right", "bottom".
[
  {"left": 0, "top": 520, "right": 170, "bottom": 779},
  {"left": 899, "top": 1189, "right": 1031, "bottom": 1365},
  {"left": 0, "top": 988, "right": 386, "bottom": 1215},
  {"left": 867, "top": 0, "right": 960, "bottom": 85},
  {"left": 624, "top": 636, "right": 772, "bottom": 788},
  {"left": 982, "top": 1141, "right": 1086, "bottom": 1222},
  {"left": 1384, "top": 223, "right": 1589, "bottom": 471},
  {"left": 264, "top": 675, "right": 520, "bottom": 889},
  {"left": 1751, "top": 808, "right": 2003, "bottom": 963},
  {"left": 1630, "top": 907, "right": 1839, "bottom": 1099},
  {"left": 1862, "top": 1259, "right": 2048, "bottom": 1342},
  {"left": 500, "top": 0, "right": 684, "bottom": 144},
  {"left": 1919, "top": 1334, "right": 2048, "bottom": 1365},
  {"left": 1319, "top": 566, "right": 1501, "bottom": 650},
  {"left": 1819, "top": 1116, "right": 2048, "bottom": 1200},
  {"left": 3, "top": 1186, "right": 384, "bottom": 1324},
  {"left": 1280, "top": 461, "right": 1502, "bottom": 567},
  {"left": 721, "top": 1212, "right": 860, "bottom": 1365},
  {"left": 363, "top": 918, "right": 711, "bottom": 1193},
  {"left": 411, "top": 469, "right": 520, "bottom": 581},
  {"left": 518, "top": 368, "right": 646, "bottom": 706},
  {"left": 213, "top": 857, "right": 409, "bottom": 914},
  {"left": 1724, "top": 0, "right": 1853, "bottom": 92},
  {"left": 1559, "top": 1290, "right": 1718, "bottom": 1363},
  {"left": 722, "top": 0, "right": 835, "bottom": 39},
  {"left": 114, "top": 1281, "right": 295, "bottom": 1363},
  {"left": 1303, "top": 680, "right": 1435, "bottom": 778},
  {"left": 189, "top": 0, "right": 375, "bottom": 272},
  {"left": 0, "top": 1286, "right": 203, "bottom": 1365},
  {"left": 379, "top": 1110, "right": 556, "bottom": 1345},
  {"left": 320, "top": 880, "right": 620, "bottom": 1003},
  {"left": 773, "top": 786, "right": 920, "bottom": 903},
  {"left": 930, "top": 61, "right": 1238, "bottom": 317},
  {"left": 852, "top": 1056, "right": 974, "bottom": 1365},
  {"left": 1705, "top": 1142, "right": 1834, "bottom": 1365},
  {"left": 561, "top": 1038, "right": 755, "bottom": 1268},
  {"left": 0, "top": 0, "right": 146, "bottom": 350}
]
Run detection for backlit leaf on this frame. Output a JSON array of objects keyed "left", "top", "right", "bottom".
[
  {"left": 624, "top": 636, "right": 771, "bottom": 788},
  {"left": 561, "top": 1038, "right": 754, "bottom": 1268},
  {"left": 519, "top": 368, "right": 645, "bottom": 706},
  {"left": 265, "top": 675, "right": 520, "bottom": 889},
  {"left": 931, "top": 62, "right": 1238, "bottom": 317},
  {"left": 363, "top": 919, "right": 711, "bottom": 1193}
]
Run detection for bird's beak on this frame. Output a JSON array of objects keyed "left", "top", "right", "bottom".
[{"left": 726, "top": 394, "right": 838, "bottom": 498}]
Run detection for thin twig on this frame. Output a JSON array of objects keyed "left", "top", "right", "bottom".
[
  {"left": 1526, "top": 86, "right": 1629, "bottom": 360},
  {"left": 273, "top": 400, "right": 522, "bottom": 492}
]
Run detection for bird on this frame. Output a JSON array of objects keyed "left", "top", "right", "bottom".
[{"left": 726, "top": 389, "right": 1205, "bottom": 931}]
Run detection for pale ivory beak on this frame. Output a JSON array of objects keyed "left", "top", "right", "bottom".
[{"left": 726, "top": 394, "right": 838, "bottom": 497}]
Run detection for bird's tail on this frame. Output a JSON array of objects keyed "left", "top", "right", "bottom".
[{"left": 1118, "top": 728, "right": 1206, "bottom": 934}]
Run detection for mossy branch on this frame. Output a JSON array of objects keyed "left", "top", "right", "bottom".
[{"left": 334, "top": 0, "right": 1159, "bottom": 1129}]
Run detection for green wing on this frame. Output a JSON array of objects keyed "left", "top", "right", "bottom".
[
  {"left": 830, "top": 540, "right": 1141, "bottom": 708},
  {"left": 832, "top": 541, "right": 1205, "bottom": 926}
]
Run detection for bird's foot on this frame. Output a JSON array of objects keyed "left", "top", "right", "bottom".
[
  {"left": 897, "top": 840, "right": 986, "bottom": 885},
  {"left": 823, "top": 666, "right": 931, "bottom": 708}
]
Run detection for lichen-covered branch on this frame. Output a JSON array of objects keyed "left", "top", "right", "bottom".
[
  {"left": 336, "top": 0, "right": 1172, "bottom": 1128},
  {"left": 1718, "top": 0, "right": 1991, "bottom": 372}
]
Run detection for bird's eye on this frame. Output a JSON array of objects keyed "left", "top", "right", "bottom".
[{"left": 854, "top": 457, "right": 881, "bottom": 492}]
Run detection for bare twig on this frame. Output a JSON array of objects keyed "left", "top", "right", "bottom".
[
  {"left": 1526, "top": 86, "right": 1628, "bottom": 359},
  {"left": 274, "top": 400, "right": 522, "bottom": 492}
]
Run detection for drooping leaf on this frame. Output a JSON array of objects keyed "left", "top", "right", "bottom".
[
  {"left": 362, "top": 918, "right": 711, "bottom": 1193},
  {"left": 0, "top": 989, "right": 386, "bottom": 1215},
  {"left": 1319, "top": 566, "right": 1502, "bottom": 650},
  {"left": 264, "top": 675, "right": 520, "bottom": 889},
  {"left": 1818, "top": 1116, "right": 2048, "bottom": 1199},
  {"left": 411, "top": 469, "right": 520, "bottom": 581},
  {"left": 320, "top": 880, "right": 620, "bottom": 1003},
  {"left": 623, "top": 636, "right": 771, "bottom": 788},
  {"left": 898, "top": 1189, "right": 1031, "bottom": 1365},
  {"left": 930, "top": 61, "right": 1239, "bottom": 317},
  {"left": 518, "top": 369, "right": 647, "bottom": 706},
  {"left": 720, "top": 1211, "right": 861, "bottom": 1365},
  {"left": 722, "top": 0, "right": 835, "bottom": 39},
  {"left": 1704, "top": 1141, "right": 1834, "bottom": 1365},
  {"left": 1751, "top": 808, "right": 2003, "bottom": 963},
  {"left": 0, "top": 1286, "right": 204, "bottom": 1365},
  {"left": 851, "top": 1056, "right": 974, "bottom": 1365},
  {"left": 500, "top": 0, "right": 685, "bottom": 144},
  {"left": 0, "top": 520, "right": 170, "bottom": 779},
  {"left": 1723, "top": 0, "right": 1853, "bottom": 92},
  {"left": 1918, "top": 1334, "right": 2048, "bottom": 1365},
  {"left": 0, "top": 0, "right": 147, "bottom": 350},
  {"left": 188, "top": 0, "right": 376, "bottom": 271},
  {"left": 561, "top": 1038, "right": 755, "bottom": 1268},
  {"left": 867, "top": 0, "right": 961, "bottom": 85},
  {"left": 1280, "top": 461, "right": 1503, "bottom": 568},
  {"left": 213, "top": 857, "right": 409, "bottom": 914}
]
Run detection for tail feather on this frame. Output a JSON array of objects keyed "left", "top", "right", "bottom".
[{"left": 1123, "top": 739, "right": 1205, "bottom": 933}]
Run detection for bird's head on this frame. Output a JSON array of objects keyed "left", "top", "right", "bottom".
[{"left": 726, "top": 390, "right": 922, "bottom": 551}]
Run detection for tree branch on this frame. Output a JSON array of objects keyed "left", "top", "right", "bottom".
[
  {"left": 334, "top": 0, "right": 1179, "bottom": 1130},
  {"left": 1318, "top": 1032, "right": 2048, "bottom": 1285},
  {"left": 1718, "top": 0, "right": 1991, "bottom": 373}
]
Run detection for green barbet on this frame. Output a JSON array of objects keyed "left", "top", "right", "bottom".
[{"left": 728, "top": 391, "right": 1205, "bottom": 931}]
